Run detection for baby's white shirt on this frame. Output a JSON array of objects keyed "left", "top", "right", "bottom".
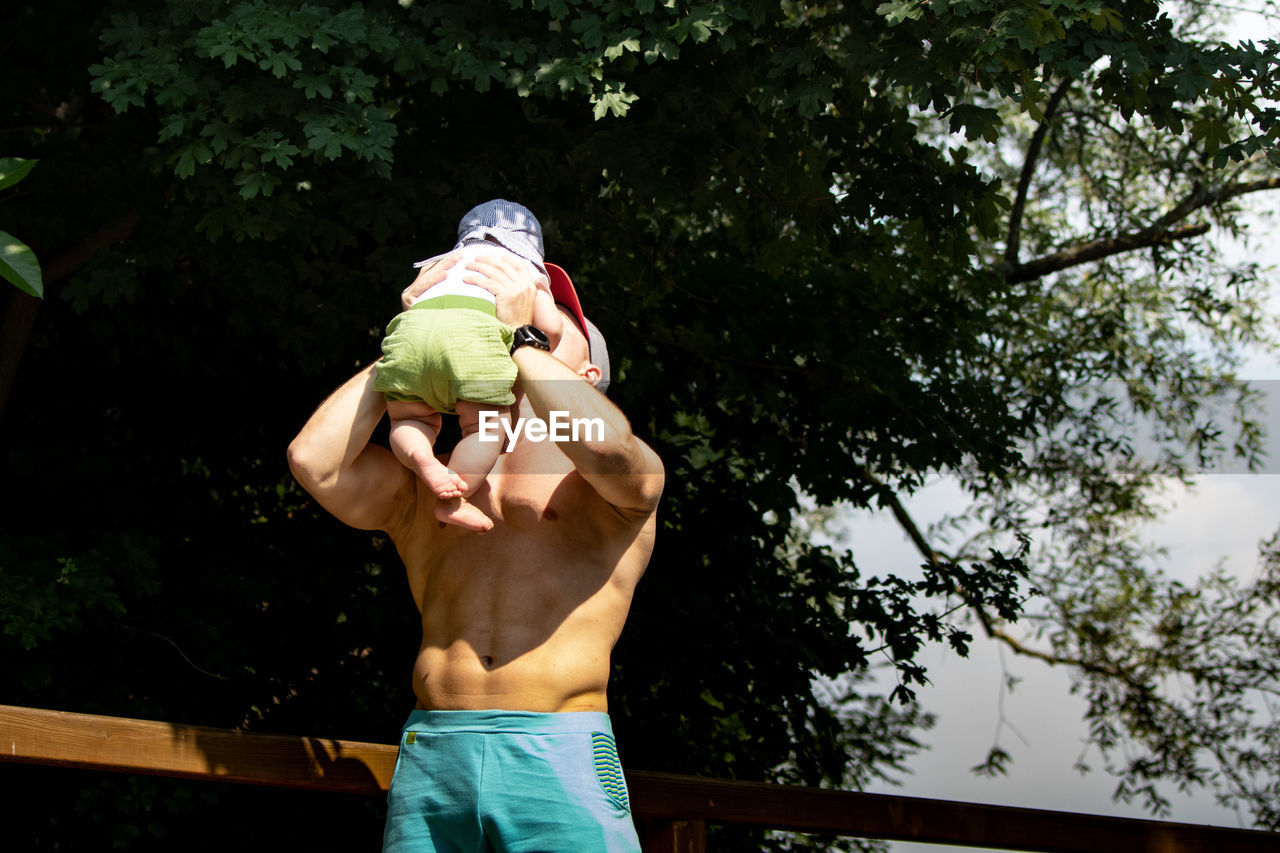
[{"left": 410, "top": 244, "right": 541, "bottom": 307}]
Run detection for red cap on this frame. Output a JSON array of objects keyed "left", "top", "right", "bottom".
[
  {"left": 545, "top": 262, "right": 610, "bottom": 392},
  {"left": 546, "top": 262, "right": 587, "bottom": 336}
]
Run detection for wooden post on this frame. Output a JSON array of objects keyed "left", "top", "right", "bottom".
[{"left": 639, "top": 818, "right": 707, "bottom": 853}]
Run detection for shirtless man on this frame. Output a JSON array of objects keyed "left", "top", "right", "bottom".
[{"left": 287, "top": 247, "right": 664, "bottom": 852}]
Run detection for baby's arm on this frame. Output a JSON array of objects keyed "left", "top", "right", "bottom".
[{"left": 530, "top": 282, "right": 564, "bottom": 339}]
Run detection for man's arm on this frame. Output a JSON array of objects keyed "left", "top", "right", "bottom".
[
  {"left": 287, "top": 363, "right": 417, "bottom": 533},
  {"left": 289, "top": 257, "right": 460, "bottom": 531},
  {"left": 513, "top": 345, "right": 665, "bottom": 518},
  {"left": 462, "top": 250, "right": 663, "bottom": 517}
]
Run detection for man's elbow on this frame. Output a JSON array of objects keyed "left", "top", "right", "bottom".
[
  {"left": 287, "top": 437, "right": 333, "bottom": 494},
  {"left": 633, "top": 470, "right": 666, "bottom": 513},
  {"left": 603, "top": 446, "right": 665, "bottom": 515},
  {"left": 607, "top": 471, "right": 664, "bottom": 521}
]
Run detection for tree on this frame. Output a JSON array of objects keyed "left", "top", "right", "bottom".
[
  {"left": 864, "top": 1, "right": 1280, "bottom": 824},
  {"left": 2, "top": 0, "right": 1278, "bottom": 849}
]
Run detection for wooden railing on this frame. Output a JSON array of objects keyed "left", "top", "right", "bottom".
[{"left": 3, "top": 704, "right": 1279, "bottom": 853}]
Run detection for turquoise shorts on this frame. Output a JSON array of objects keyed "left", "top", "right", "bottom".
[{"left": 382, "top": 710, "right": 641, "bottom": 853}]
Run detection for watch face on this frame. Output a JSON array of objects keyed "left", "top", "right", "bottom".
[{"left": 514, "top": 325, "right": 551, "bottom": 352}]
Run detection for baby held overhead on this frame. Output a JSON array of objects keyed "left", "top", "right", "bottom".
[{"left": 478, "top": 411, "right": 605, "bottom": 452}]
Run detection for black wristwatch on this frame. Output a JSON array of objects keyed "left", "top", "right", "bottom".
[{"left": 510, "top": 324, "right": 551, "bottom": 354}]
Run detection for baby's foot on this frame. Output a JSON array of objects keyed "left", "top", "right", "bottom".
[
  {"left": 434, "top": 497, "right": 494, "bottom": 532},
  {"left": 409, "top": 451, "right": 467, "bottom": 500}
]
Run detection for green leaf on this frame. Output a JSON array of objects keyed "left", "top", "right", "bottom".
[
  {"left": 236, "top": 170, "right": 281, "bottom": 199},
  {"left": 949, "top": 105, "right": 1002, "bottom": 142},
  {"left": 0, "top": 231, "right": 44, "bottom": 298},
  {"left": 571, "top": 13, "right": 603, "bottom": 48},
  {"left": 591, "top": 86, "right": 640, "bottom": 120},
  {"left": 971, "top": 745, "right": 1012, "bottom": 778},
  {"left": 876, "top": 0, "right": 923, "bottom": 26},
  {"left": 0, "top": 158, "right": 37, "bottom": 192},
  {"left": 262, "top": 50, "right": 303, "bottom": 78},
  {"left": 172, "top": 142, "right": 213, "bottom": 178},
  {"left": 604, "top": 37, "right": 641, "bottom": 61},
  {"left": 295, "top": 74, "right": 334, "bottom": 99}
]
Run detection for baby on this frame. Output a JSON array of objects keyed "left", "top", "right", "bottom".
[{"left": 374, "top": 200, "right": 565, "bottom": 531}]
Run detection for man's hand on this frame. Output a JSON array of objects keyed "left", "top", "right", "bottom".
[
  {"left": 401, "top": 255, "right": 460, "bottom": 312},
  {"left": 463, "top": 252, "right": 538, "bottom": 327}
]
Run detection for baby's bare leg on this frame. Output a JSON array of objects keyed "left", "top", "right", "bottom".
[
  {"left": 386, "top": 400, "right": 465, "bottom": 500},
  {"left": 428, "top": 401, "right": 506, "bottom": 533},
  {"left": 451, "top": 402, "right": 506, "bottom": 495}
]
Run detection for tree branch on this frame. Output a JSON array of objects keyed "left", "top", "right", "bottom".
[
  {"left": 42, "top": 211, "right": 141, "bottom": 284},
  {"left": 1006, "top": 223, "right": 1211, "bottom": 283},
  {"left": 118, "top": 622, "right": 233, "bottom": 681},
  {"left": 854, "top": 464, "right": 1148, "bottom": 688},
  {"left": 1003, "top": 177, "right": 1280, "bottom": 284},
  {"left": 1005, "top": 79, "right": 1073, "bottom": 267}
]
